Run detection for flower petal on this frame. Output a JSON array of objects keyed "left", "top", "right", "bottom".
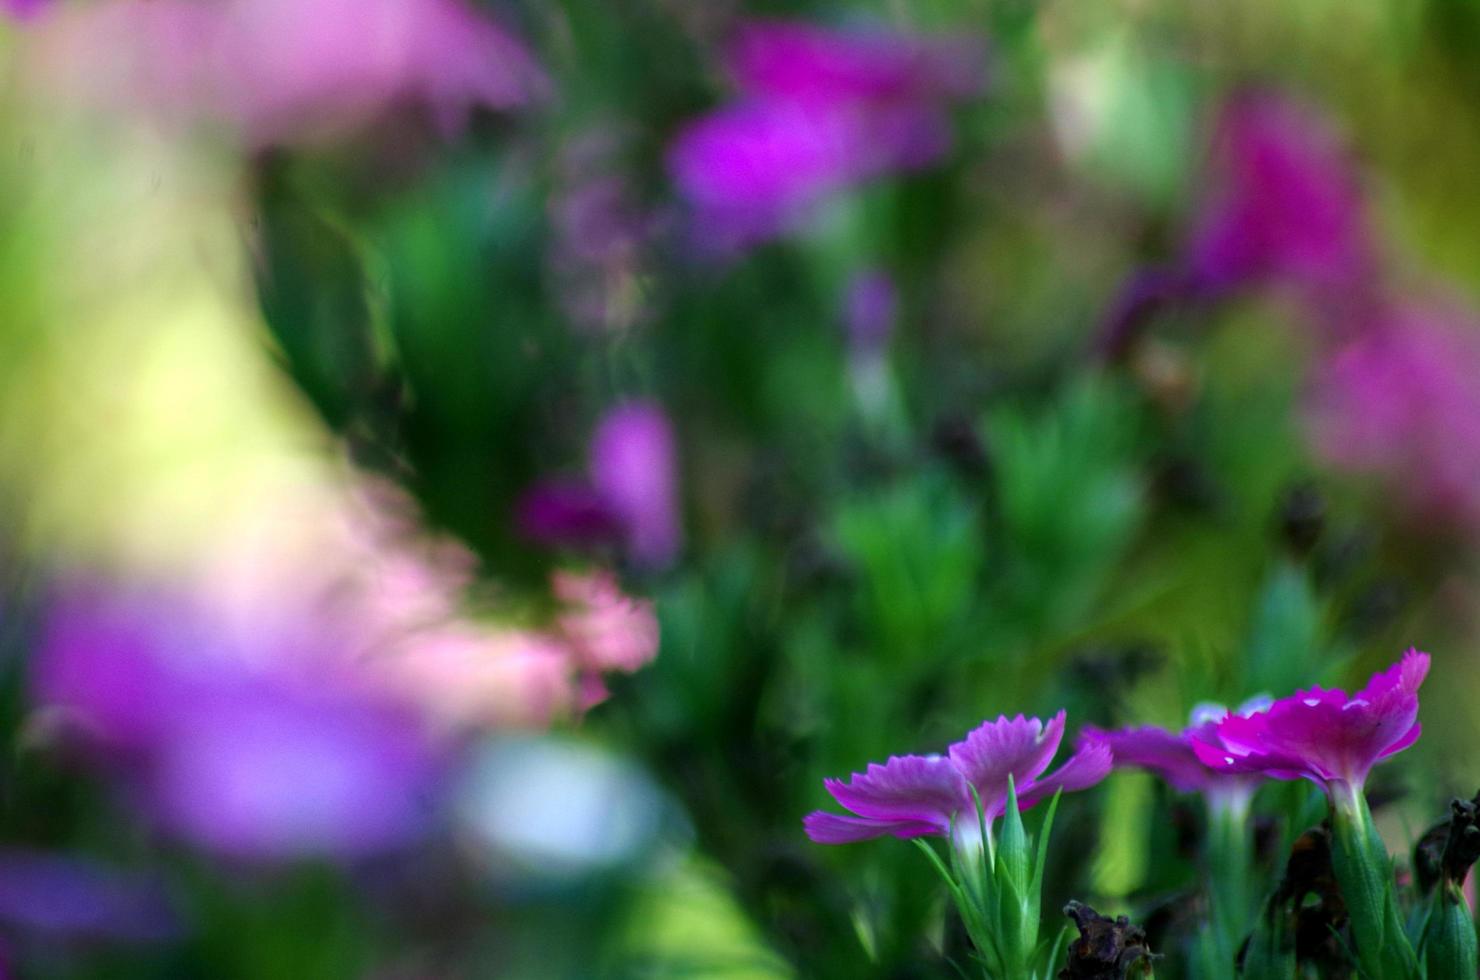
[
  {"left": 1016, "top": 736, "right": 1112, "bottom": 812},
  {"left": 802, "top": 811, "right": 942, "bottom": 845},
  {"left": 1088, "top": 725, "right": 1211, "bottom": 793},
  {"left": 823, "top": 753, "right": 967, "bottom": 829},
  {"left": 948, "top": 712, "right": 1066, "bottom": 815}
]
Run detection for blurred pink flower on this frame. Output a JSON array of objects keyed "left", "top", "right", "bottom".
[
  {"left": 1306, "top": 302, "right": 1480, "bottom": 528},
  {"left": 670, "top": 98, "right": 950, "bottom": 250},
  {"left": 553, "top": 569, "right": 660, "bottom": 709},
  {"left": 358, "top": 626, "right": 577, "bottom": 732},
  {"left": 218, "top": 0, "right": 548, "bottom": 142},
  {"left": 1097, "top": 93, "right": 1376, "bottom": 357},
  {"left": 1187, "top": 93, "right": 1376, "bottom": 318},
  {"left": 2, "top": 0, "right": 50, "bottom": 21},
  {"left": 368, "top": 569, "right": 658, "bottom": 728},
  {"left": 24, "top": 0, "right": 547, "bottom": 144},
  {"left": 200, "top": 474, "right": 658, "bottom": 729}
]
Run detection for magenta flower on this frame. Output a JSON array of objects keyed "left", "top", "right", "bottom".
[
  {"left": 804, "top": 712, "right": 1110, "bottom": 846},
  {"left": 1306, "top": 302, "right": 1480, "bottom": 531},
  {"left": 1190, "top": 650, "right": 1429, "bottom": 803},
  {"left": 668, "top": 19, "right": 984, "bottom": 250},
  {"left": 669, "top": 99, "right": 952, "bottom": 249},
  {"left": 726, "top": 19, "right": 985, "bottom": 104},
  {"left": 1185, "top": 92, "right": 1376, "bottom": 314},
  {"left": 1087, "top": 699, "right": 1271, "bottom": 811}
]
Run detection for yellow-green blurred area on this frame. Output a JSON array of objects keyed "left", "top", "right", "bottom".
[{"left": 1, "top": 0, "right": 1479, "bottom": 977}]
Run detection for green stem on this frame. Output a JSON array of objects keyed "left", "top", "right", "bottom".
[
  {"left": 1206, "top": 788, "right": 1254, "bottom": 967},
  {"left": 1328, "top": 783, "right": 1417, "bottom": 978}
]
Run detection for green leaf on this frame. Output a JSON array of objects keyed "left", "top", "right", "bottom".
[{"left": 1030, "top": 789, "right": 1063, "bottom": 908}]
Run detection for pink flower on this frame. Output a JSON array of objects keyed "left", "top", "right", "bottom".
[
  {"left": 804, "top": 712, "right": 1110, "bottom": 845},
  {"left": 1186, "top": 93, "right": 1376, "bottom": 314},
  {"left": 218, "top": 0, "right": 548, "bottom": 142},
  {"left": 553, "top": 569, "right": 660, "bottom": 676},
  {"left": 367, "top": 626, "right": 577, "bottom": 731},
  {"left": 3, "top": 0, "right": 49, "bottom": 21},
  {"left": 23, "top": 0, "right": 547, "bottom": 144},
  {"left": 1306, "top": 302, "right": 1480, "bottom": 530},
  {"left": 1190, "top": 650, "right": 1429, "bottom": 800}
]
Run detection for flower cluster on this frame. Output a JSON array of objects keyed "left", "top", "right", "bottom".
[{"left": 809, "top": 651, "right": 1464, "bottom": 979}]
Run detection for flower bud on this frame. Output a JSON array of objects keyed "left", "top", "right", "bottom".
[{"left": 1424, "top": 882, "right": 1479, "bottom": 980}]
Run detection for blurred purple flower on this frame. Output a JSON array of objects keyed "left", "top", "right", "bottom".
[
  {"left": 668, "top": 19, "right": 984, "bottom": 250},
  {"left": 1306, "top": 302, "right": 1480, "bottom": 529},
  {"left": 1087, "top": 698, "right": 1271, "bottom": 808},
  {"left": 0, "top": 851, "right": 179, "bottom": 943},
  {"left": 591, "top": 402, "right": 682, "bottom": 568},
  {"left": 36, "top": 588, "right": 442, "bottom": 861},
  {"left": 804, "top": 712, "right": 1110, "bottom": 845},
  {"left": 521, "top": 401, "right": 681, "bottom": 568},
  {"left": 1190, "top": 650, "right": 1428, "bottom": 803},
  {"left": 1186, "top": 93, "right": 1376, "bottom": 313},
  {"left": 843, "top": 268, "right": 898, "bottom": 354}
]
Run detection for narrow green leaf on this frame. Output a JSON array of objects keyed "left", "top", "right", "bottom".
[{"left": 1030, "top": 789, "right": 1063, "bottom": 910}]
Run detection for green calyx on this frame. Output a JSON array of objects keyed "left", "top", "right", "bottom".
[{"left": 915, "top": 778, "right": 1065, "bottom": 980}]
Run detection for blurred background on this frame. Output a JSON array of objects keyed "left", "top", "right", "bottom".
[{"left": 1, "top": 0, "right": 1479, "bottom": 976}]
